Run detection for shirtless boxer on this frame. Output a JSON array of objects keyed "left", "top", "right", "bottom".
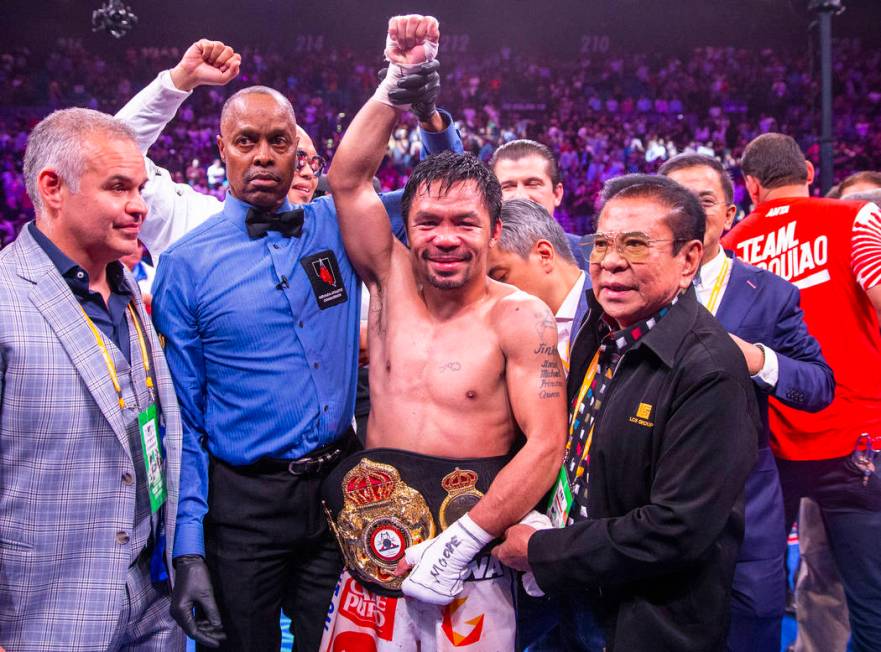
[{"left": 319, "top": 15, "right": 565, "bottom": 651}]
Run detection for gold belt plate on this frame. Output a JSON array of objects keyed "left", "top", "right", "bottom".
[{"left": 331, "top": 458, "right": 435, "bottom": 590}]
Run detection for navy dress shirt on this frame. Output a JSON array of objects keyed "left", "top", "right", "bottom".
[{"left": 29, "top": 222, "right": 133, "bottom": 363}]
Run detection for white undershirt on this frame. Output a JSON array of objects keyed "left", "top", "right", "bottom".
[
  {"left": 696, "top": 250, "right": 779, "bottom": 389},
  {"left": 555, "top": 271, "right": 587, "bottom": 370}
]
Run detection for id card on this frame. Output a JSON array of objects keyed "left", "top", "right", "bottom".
[
  {"left": 138, "top": 403, "right": 167, "bottom": 513},
  {"left": 546, "top": 465, "right": 573, "bottom": 528}
]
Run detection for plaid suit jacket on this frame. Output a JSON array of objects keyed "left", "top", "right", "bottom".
[{"left": 0, "top": 225, "right": 182, "bottom": 650}]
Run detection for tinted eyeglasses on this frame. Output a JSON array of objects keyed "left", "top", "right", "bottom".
[
  {"left": 582, "top": 231, "right": 686, "bottom": 264},
  {"left": 296, "top": 149, "right": 326, "bottom": 175}
]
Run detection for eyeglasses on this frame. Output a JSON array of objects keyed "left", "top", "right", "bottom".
[
  {"left": 296, "top": 149, "right": 326, "bottom": 175},
  {"left": 582, "top": 231, "right": 686, "bottom": 264}
]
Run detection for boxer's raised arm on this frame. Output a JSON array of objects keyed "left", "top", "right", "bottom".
[
  {"left": 326, "top": 99, "right": 401, "bottom": 288},
  {"left": 328, "top": 14, "right": 440, "bottom": 287}
]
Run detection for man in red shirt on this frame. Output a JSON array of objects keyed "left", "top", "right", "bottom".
[{"left": 722, "top": 133, "right": 881, "bottom": 652}]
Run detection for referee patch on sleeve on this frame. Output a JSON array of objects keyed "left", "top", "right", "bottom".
[{"left": 301, "top": 250, "right": 348, "bottom": 310}]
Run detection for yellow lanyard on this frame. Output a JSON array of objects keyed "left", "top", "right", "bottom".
[
  {"left": 560, "top": 336, "right": 571, "bottom": 374},
  {"left": 80, "top": 303, "right": 155, "bottom": 410},
  {"left": 705, "top": 254, "right": 732, "bottom": 316}
]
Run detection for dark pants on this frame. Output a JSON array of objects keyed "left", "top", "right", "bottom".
[
  {"left": 778, "top": 455, "right": 881, "bottom": 652},
  {"left": 200, "top": 437, "right": 358, "bottom": 652},
  {"left": 516, "top": 590, "right": 605, "bottom": 652},
  {"left": 727, "top": 447, "right": 786, "bottom": 652}
]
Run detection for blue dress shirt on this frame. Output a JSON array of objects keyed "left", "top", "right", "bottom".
[{"left": 154, "top": 195, "right": 366, "bottom": 557}]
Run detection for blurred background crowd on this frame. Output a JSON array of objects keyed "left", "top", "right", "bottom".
[{"left": 2, "top": 34, "right": 880, "bottom": 244}]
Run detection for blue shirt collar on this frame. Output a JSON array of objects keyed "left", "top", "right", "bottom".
[
  {"left": 28, "top": 221, "right": 130, "bottom": 297},
  {"left": 223, "top": 193, "right": 296, "bottom": 235}
]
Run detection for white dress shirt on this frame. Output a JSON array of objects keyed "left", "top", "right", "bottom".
[
  {"left": 696, "top": 250, "right": 779, "bottom": 388},
  {"left": 115, "top": 70, "right": 223, "bottom": 258},
  {"left": 555, "top": 271, "right": 587, "bottom": 370}
]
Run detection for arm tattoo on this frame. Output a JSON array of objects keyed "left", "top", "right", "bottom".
[
  {"left": 539, "top": 357, "right": 564, "bottom": 399},
  {"left": 533, "top": 310, "right": 558, "bottom": 355}
]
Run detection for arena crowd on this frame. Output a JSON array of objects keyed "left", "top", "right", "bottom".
[{"left": 2, "top": 36, "right": 881, "bottom": 243}]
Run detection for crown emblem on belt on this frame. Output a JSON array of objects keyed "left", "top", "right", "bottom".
[
  {"left": 441, "top": 468, "right": 478, "bottom": 493},
  {"left": 439, "top": 467, "right": 483, "bottom": 531},
  {"left": 344, "top": 464, "right": 397, "bottom": 506}
]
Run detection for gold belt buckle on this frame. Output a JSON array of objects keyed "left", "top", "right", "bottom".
[{"left": 330, "top": 458, "right": 435, "bottom": 591}]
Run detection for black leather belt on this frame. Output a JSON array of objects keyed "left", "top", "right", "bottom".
[
  {"left": 244, "top": 427, "right": 359, "bottom": 476},
  {"left": 286, "top": 444, "right": 347, "bottom": 476}
]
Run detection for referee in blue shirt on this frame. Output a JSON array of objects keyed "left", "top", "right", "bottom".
[{"left": 152, "top": 65, "right": 456, "bottom": 650}]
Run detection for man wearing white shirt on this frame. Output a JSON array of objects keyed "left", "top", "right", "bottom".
[
  {"left": 487, "top": 199, "right": 589, "bottom": 374},
  {"left": 659, "top": 153, "right": 834, "bottom": 652}
]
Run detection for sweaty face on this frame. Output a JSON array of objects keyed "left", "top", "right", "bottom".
[
  {"left": 487, "top": 246, "right": 551, "bottom": 304},
  {"left": 59, "top": 134, "right": 147, "bottom": 263},
  {"left": 666, "top": 165, "right": 734, "bottom": 262},
  {"left": 288, "top": 127, "right": 319, "bottom": 205},
  {"left": 493, "top": 155, "right": 563, "bottom": 216},
  {"left": 407, "top": 180, "right": 498, "bottom": 291},
  {"left": 591, "top": 197, "right": 701, "bottom": 328},
  {"left": 218, "top": 93, "right": 298, "bottom": 210}
]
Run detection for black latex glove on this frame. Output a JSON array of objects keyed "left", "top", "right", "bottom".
[
  {"left": 378, "top": 59, "right": 441, "bottom": 123},
  {"left": 170, "top": 555, "right": 227, "bottom": 648}
]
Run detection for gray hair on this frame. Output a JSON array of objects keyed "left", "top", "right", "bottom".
[
  {"left": 24, "top": 107, "right": 137, "bottom": 214},
  {"left": 498, "top": 198, "right": 575, "bottom": 263},
  {"left": 220, "top": 86, "right": 297, "bottom": 132},
  {"left": 842, "top": 189, "right": 881, "bottom": 203}
]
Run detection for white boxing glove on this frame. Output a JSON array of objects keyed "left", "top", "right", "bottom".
[
  {"left": 518, "top": 510, "right": 553, "bottom": 597},
  {"left": 401, "top": 513, "right": 493, "bottom": 605}
]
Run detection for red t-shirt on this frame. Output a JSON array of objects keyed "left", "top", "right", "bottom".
[{"left": 722, "top": 197, "right": 881, "bottom": 460}]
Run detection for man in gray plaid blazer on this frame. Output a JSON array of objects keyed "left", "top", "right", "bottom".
[{"left": 0, "top": 108, "right": 184, "bottom": 650}]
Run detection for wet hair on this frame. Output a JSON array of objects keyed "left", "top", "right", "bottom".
[
  {"left": 839, "top": 171, "right": 881, "bottom": 198},
  {"left": 490, "top": 139, "right": 561, "bottom": 187},
  {"left": 740, "top": 133, "right": 809, "bottom": 189},
  {"left": 24, "top": 107, "right": 137, "bottom": 214},
  {"left": 498, "top": 198, "right": 575, "bottom": 263},
  {"left": 401, "top": 151, "right": 502, "bottom": 229},
  {"left": 601, "top": 174, "right": 706, "bottom": 253},
  {"left": 658, "top": 153, "right": 734, "bottom": 204},
  {"left": 220, "top": 85, "right": 297, "bottom": 132}
]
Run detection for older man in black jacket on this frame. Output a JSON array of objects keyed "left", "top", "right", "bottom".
[{"left": 495, "top": 175, "right": 760, "bottom": 651}]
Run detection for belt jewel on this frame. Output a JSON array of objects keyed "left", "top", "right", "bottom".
[
  {"left": 439, "top": 468, "right": 483, "bottom": 530},
  {"left": 332, "top": 458, "right": 435, "bottom": 590}
]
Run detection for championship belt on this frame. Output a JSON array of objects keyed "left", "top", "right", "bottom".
[{"left": 322, "top": 448, "right": 512, "bottom": 596}]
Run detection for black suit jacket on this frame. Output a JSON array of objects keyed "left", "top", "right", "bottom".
[{"left": 529, "top": 287, "right": 760, "bottom": 652}]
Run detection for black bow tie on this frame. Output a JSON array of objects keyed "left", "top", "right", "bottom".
[{"left": 245, "top": 207, "right": 305, "bottom": 239}]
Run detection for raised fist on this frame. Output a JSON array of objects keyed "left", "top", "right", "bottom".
[
  {"left": 170, "top": 39, "right": 241, "bottom": 92},
  {"left": 385, "top": 15, "right": 439, "bottom": 65}
]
